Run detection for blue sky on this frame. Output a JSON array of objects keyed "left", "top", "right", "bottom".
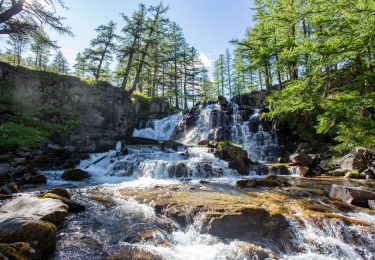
[{"left": 50, "top": 0, "right": 255, "bottom": 73}]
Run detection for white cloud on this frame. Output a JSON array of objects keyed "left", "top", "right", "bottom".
[{"left": 199, "top": 51, "right": 212, "bottom": 68}]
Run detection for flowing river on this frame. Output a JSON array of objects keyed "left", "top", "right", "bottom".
[{"left": 26, "top": 103, "right": 375, "bottom": 259}]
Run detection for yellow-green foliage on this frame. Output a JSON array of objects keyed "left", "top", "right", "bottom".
[
  {"left": 218, "top": 140, "right": 243, "bottom": 149},
  {"left": 132, "top": 91, "right": 169, "bottom": 120}
]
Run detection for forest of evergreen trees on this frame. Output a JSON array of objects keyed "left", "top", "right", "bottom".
[
  {"left": 0, "top": 2, "right": 213, "bottom": 110},
  {"left": 213, "top": 0, "right": 375, "bottom": 152},
  {"left": 1, "top": 0, "right": 374, "bottom": 151}
]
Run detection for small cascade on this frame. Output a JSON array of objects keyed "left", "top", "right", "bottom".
[
  {"left": 133, "top": 112, "right": 182, "bottom": 141},
  {"left": 230, "top": 103, "right": 279, "bottom": 162},
  {"left": 179, "top": 104, "right": 230, "bottom": 145},
  {"left": 176, "top": 102, "right": 279, "bottom": 162}
]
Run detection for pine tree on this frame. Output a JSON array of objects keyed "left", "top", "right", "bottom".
[
  {"left": 85, "top": 21, "right": 118, "bottom": 82},
  {"left": 6, "top": 32, "right": 29, "bottom": 66},
  {"left": 30, "top": 30, "right": 58, "bottom": 70},
  {"left": 51, "top": 50, "right": 69, "bottom": 74},
  {"left": 119, "top": 3, "right": 148, "bottom": 89}
]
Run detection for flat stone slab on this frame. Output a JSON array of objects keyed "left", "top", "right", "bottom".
[
  {"left": 329, "top": 184, "right": 375, "bottom": 208},
  {"left": 0, "top": 196, "right": 68, "bottom": 226}
]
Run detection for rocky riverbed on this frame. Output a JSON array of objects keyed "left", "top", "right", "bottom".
[{"left": 1, "top": 99, "right": 375, "bottom": 260}]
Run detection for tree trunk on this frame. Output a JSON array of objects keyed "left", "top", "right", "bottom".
[{"left": 121, "top": 37, "right": 138, "bottom": 89}]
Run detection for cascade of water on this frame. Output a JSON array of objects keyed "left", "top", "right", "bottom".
[
  {"left": 179, "top": 104, "right": 226, "bottom": 145},
  {"left": 132, "top": 113, "right": 182, "bottom": 141},
  {"left": 230, "top": 103, "right": 279, "bottom": 162}
]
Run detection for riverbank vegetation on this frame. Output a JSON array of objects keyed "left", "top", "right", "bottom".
[{"left": 213, "top": 0, "right": 375, "bottom": 152}]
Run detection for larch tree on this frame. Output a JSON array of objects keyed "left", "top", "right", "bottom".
[{"left": 85, "top": 21, "right": 118, "bottom": 82}]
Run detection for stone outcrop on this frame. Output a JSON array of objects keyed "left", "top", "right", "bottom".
[
  {"left": 339, "top": 147, "right": 372, "bottom": 171},
  {"left": 0, "top": 62, "right": 136, "bottom": 151},
  {"left": 330, "top": 147, "right": 375, "bottom": 180},
  {"left": 329, "top": 184, "right": 375, "bottom": 208}
]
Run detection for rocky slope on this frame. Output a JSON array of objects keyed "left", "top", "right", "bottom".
[{"left": 0, "top": 62, "right": 136, "bottom": 151}]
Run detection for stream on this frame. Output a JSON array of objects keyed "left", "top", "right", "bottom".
[{"left": 24, "top": 104, "right": 375, "bottom": 259}]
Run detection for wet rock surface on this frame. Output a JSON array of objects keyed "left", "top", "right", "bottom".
[
  {"left": 215, "top": 145, "right": 252, "bottom": 175},
  {"left": 61, "top": 169, "right": 90, "bottom": 181}
]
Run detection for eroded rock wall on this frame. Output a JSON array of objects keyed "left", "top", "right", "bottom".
[{"left": 0, "top": 62, "right": 136, "bottom": 151}]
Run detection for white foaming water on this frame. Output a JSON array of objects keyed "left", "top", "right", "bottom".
[
  {"left": 144, "top": 226, "right": 248, "bottom": 260},
  {"left": 230, "top": 103, "right": 278, "bottom": 162},
  {"left": 179, "top": 104, "right": 223, "bottom": 145},
  {"left": 43, "top": 145, "right": 237, "bottom": 188},
  {"left": 284, "top": 214, "right": 375, "bottom": 260},
  {"left": 132, "top": 113, "right": 182, "bottom": 141},
  {"left": 40, "top": 113, "right": 375, "bottom": 260}
]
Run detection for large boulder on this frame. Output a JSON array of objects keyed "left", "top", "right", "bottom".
[
  {"left": 39, "top": 187, "right": 85, "bottom": 213},
  {"left": 295, "top": 166, "right": 311, "bottom": 177},
  {"left": 200, "top": 207, "right": 291, "bottom": 250},
  {"left": 0, "top": 218, "right": 57, "bottom": 254},
  {"left": 41, "top": 193, "right": 85, "bottom": 213},
  {"left": 289, "top": 153, "right": 314, "bottom": 166},
  {"left": 236, "top": 175, "right": 290, "bottom": 188},
  {"left": 215, "top": 146, "right": 251, "bottom": 175},
  {"left": 0, "top": 196, "right": 68, "bottom": 227},
  {"left": 61, "top": 169, "right": 90, "bottom": 181},
  {"left": 329, "top": 184, "right": 375, "bottom": 208},
  {"left": 339, "top": 147, "right": 374, "bottom": 171}
]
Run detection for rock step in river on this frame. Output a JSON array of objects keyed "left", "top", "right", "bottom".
[{"left": 0, "top": 102, "right": 374, "bottom": 260}]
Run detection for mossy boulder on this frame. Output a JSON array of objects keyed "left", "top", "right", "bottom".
[
  {"left": 0, "top": 242, "right": 40, "bottom": 260},
  {"left": 0, "top": 218, "right": 57, "bottom": 255}
]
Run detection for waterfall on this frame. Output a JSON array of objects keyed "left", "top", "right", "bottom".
[
  {"left": 179, "top": 104, "right": 227, "bottom": 145},
  {"left": 39, "top": 108, "right": 375, "bottom": 260},
  {"left": 132, "top": 112, "right": 182, "bottom": 141},
  {"left": 230, "top": 103, "right": 279, "bottom": 162},
  {"left": 176, "top": 102, "right": 279, "bottom": 162}
]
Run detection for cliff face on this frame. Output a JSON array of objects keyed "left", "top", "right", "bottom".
[{"left": 0, "top": 62, "right": 136, "bottom": 151}]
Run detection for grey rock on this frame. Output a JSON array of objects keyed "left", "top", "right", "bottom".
[
  {"left": 289, "top": 153, "right": 314, "bottom": 166},
  {"left": 61, "top": 169, "right": 90, "bottom": 181},
  {"left": 329, "top": 184, "right": 375, "bottom": 208}
]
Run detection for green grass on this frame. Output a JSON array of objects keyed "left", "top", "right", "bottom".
[
  {"left": 0, "top": 122, "right": 49, "bottom": 151},
  {"left": 0, "top": 80, "right": 79, "bottom": 152},
  {"left": 217, "top": 140, "right": 243, "bottom": 149}
]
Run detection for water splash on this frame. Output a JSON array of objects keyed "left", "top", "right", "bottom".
[{"left": 133, "top": 113, "right": 182, "bottom": 141}]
